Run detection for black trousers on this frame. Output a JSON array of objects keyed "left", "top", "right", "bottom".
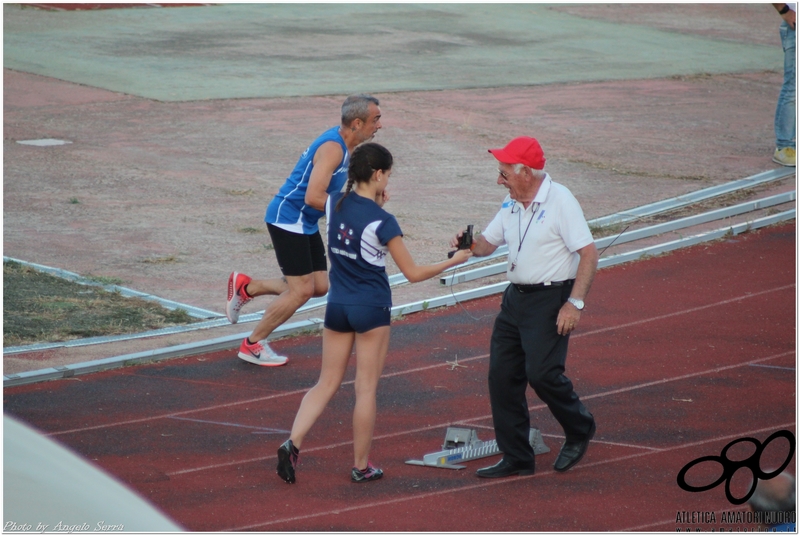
[{"left": 488, "top": 283, "right": 594, "bottom": 465}]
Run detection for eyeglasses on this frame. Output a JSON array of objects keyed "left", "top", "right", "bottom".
[{"left": 498, "top": 169, "right": 510, "bottom": 180}]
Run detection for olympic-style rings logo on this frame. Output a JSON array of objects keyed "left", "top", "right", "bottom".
[{"left": 677, "top": 429, "right": 796, "bottom": 505}]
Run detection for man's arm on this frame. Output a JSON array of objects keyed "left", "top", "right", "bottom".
[
  {"left": 569, "top": 242, "right": 598, "bottom": 303},
  {"left": 557, "top": 242, "right": 598, "bottom": 335},
  {"left": 773, "top": 3, "right": 796, "bottom": 28},
  {"left": 304, "top": 141, "right": 345, "bottom": 211},
  {"left": 470, "top": 234, "right": 498, "bottom": 257}
]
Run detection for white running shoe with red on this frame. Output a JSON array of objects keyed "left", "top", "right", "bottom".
[
  {"left": 237, "top": 337, "right": 288, "bottom": 367},
  {"left": 226, "top": 271, "right": 253, "bottom": 324}
]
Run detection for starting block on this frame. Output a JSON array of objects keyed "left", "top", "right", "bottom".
[{"left": 405, "top": 427, "right": 550, "bottom": 470}]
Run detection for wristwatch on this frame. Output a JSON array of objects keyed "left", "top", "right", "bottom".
[
  {"left": 567, "top": 297, "right": 585, "bottom": 311},
  {"left": 779, "top": 4, "right": 791, "bottom": 14}
]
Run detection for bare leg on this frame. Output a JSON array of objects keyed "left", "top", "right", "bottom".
[
  {"left": 290, "top": 328, "right": 355, "bottom": 448},
  {"left": 352, "top": 326, "right": 391, "bottom": 470},
  {"left": 248, "top": 271, "right": 328, "bottom": 342},
  {"left": 245, "top": 276, "right": 288, "bottom": 297}
]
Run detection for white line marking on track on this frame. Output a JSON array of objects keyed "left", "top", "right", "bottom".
[
  {"left": 449, "top": 350, "right": 795, "bottom": 427},
  {"left": 573, "top": 284, "right": 795, "bottom": 339},
  {"left": 748, "top": 363, "right": 795, "bottom": 371},
  {"left": 231, "top": 423, "right": 794, "bottom": 531},
  {"left": 166, "top": 350, "right": 793, "bottom": 476},
  {"left": 168, "top": 416, "right": 288, "bottom": 434},
  {"left": 47, "top": 358, "right": 477, "bottom": 436},
  {"left": 539, "top": 433, "right": 666, "bottom": 452},
  {"left": 47, "top": 284, "right": 792, "bottom": 437}
]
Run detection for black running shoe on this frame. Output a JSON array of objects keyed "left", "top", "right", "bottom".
[
  {"left": 277, "top": 439, "right": 299, "bottom": 484},
  {"left": 351, "top": 462, "right": 383, "bottom": 483}
]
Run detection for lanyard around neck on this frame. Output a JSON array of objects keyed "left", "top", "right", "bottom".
[
  {"left": 516, "top": 202, "right": 540, "bottom": 251},
  {"left": 510, "top": 201, "right": 540, "bottom": 272}
]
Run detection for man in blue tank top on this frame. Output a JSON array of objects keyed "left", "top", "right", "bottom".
[{"left": 226, "top": 95, "right": 382, "bottom": 366}]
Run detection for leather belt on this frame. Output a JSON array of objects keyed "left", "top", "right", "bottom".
[{"left": 513, "top": 280, "right": 574, "bottom": 293}]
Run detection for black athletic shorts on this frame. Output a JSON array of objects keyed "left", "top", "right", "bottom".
[
  {"left": 266, "top": 223, "right": 327, "bottom": 277},
  {"left": 324, "top": 303, "right": 392, "bottom": 333}
]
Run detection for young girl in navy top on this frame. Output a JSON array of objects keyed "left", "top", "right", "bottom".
[{"left": 277, "top": 143, "right": 472, "bottom": 483}]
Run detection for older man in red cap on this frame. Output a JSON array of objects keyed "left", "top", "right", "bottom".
[{"left": 453, "top": 136, "right": 599, "bottom": 478}]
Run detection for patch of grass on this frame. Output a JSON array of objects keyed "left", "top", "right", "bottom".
[
  {"left": 141, "top": 255, "right": 180, "bottom": 264},
  {"left": 246, "top": 242, "right": 275, "bottom": 254},
  {"left": 589, "top": 221, "right": 628, "bottom": 239},
  {"left": 238, "top": 227, "right": 263, "bottom": 234},
  {"left": 83, "top": 274, "right": 126, "bottom": 286},
  {"left": 3, "top": 261, "right": 197, "bottom": 347},
  {"left": 225, "top": 188, "right": 254, "bottom": 196},
  {"left": 640, "top": 190, "right": 754, "bottom": 226}
]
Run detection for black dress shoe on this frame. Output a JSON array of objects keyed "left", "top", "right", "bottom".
[
  {"left": 554, "top": 420, "right": 596, "bottom": 472},
  {"left": 476, "top": 457, "right": 535, "bottom": 478}
]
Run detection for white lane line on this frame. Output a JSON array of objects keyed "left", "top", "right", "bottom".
[
  {"left": 167, "top": 416, "right": 289, "bottom": 434},
  {"left": 230, "top": 423, "right": 794, "bottom": 531},
  {"left": 166, "top": 350, "right": 792, "bottom": 476},
  {"left": 748, "top": 363, "right": 795, "bottom": 371},
  {"left": 48, "top": 358, "right": 482, "bottom": 436},
  {"left": 47, "top": 285, "right": 793, "bottom": 437},
  {"left": 573, "top": 284, "right": 795, "bottom": 339}
]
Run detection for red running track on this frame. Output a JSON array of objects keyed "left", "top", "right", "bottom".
[{"left": 4, "top": 222, "right": 796, "bottom": 531}]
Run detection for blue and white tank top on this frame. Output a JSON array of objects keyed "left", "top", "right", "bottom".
[
  {"left": 325, "top": 192, "right": 403, "bottom": 307},
  {"left": 265, "top": 126, "right": 349, "bottom": 235}
]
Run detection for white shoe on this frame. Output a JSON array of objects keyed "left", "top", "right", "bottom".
[
  {"left": 237, "top": 338, "right": 288, "bottom": 367},
  {"left": 226, "top": 272, "right": 253, "bottom": 324}
]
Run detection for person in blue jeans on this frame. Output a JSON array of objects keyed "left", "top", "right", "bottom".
[
  {"left": 747, "top": 472, "right": 796, "bottom": 532},
  {"left": 772, "top": 3, "right": 796, "bottom": 167},
  {"left": 276, "top": 143, "right": 472, "bottom": 484}
]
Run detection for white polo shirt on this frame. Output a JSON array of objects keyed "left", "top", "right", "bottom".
[{"left": 482, "top": 174, "right": 594, "bottom": 285}]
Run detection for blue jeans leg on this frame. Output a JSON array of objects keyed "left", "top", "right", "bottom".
[{"left": 775, "top": 21, "right": 796, "bottom": 150}]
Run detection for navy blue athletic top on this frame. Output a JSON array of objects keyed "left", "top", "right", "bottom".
[
  {"left": 325, "top": 192, "right": 403, "bottom": 307},
  {"left": 265, "top": 126, "right": 349, "bottom": 235}
]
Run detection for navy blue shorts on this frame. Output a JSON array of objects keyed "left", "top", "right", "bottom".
[{"left": 324, "top": 302, "right": 391, "bottom": 333}]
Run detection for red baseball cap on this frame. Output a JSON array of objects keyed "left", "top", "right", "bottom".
[{"left": 488, "top": 137, "right": 546, "bottom": 170}]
